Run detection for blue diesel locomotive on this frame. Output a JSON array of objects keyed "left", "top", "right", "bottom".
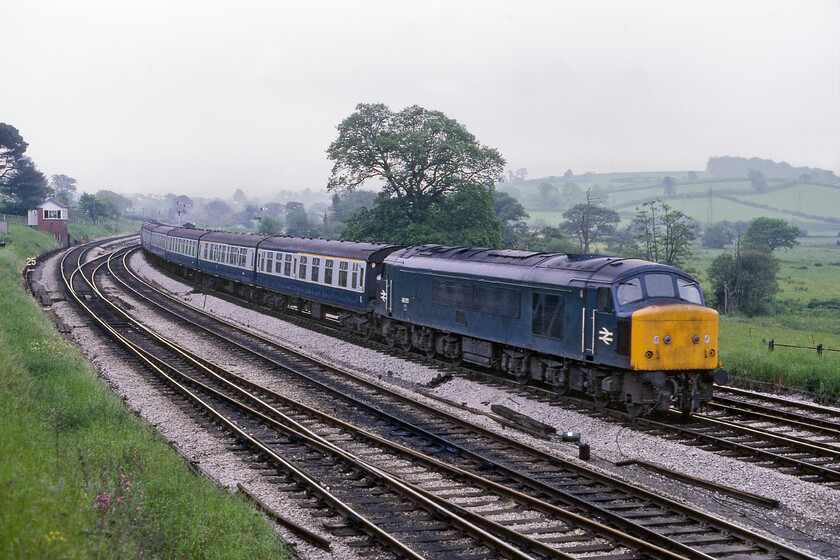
[{"left": 141, "top": 221, "right": 725, "bottom": 415}]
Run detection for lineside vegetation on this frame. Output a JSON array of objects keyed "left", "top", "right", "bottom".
[{"left": 0, "top": 222, "right": 288, "bottom": 559}]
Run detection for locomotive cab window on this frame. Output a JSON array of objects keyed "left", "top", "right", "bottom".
[
  {"left": 677, "top": 278, "right": 702, "bottom": 304},
  {"left": 645, "top": 273, "right": 675, "bottom": 298},
  {"left": 617, "top": 278, "right": 643, "bottom": 306}
]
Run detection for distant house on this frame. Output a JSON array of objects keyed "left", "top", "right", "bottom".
[{"left": 28, "top": 198, "right": 69, "bottom": 246}]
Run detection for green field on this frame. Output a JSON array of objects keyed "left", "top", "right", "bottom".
[
  {"left": 515, "top": 172, "right": 840, "bottom": 236},
  {"left": 0, "top": 222, "right": 288, "bottom": 559}
]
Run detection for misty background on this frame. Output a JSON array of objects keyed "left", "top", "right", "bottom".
[{"left": 2, "top": 0, "right": 838, "bottom": 202}]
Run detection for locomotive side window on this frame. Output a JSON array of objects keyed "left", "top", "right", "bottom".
[
  {"left": 433, "top": 280, "right": 473, "bottom": 308},
  {"left": 532, "top": 293, "right": 563, "bottom": 339},
  {"left": 617, "top": 278, "right": 642, "bottom": 305},
  {"left": 474, "top": 286, "right": 520, "bottom": 317},
  {"left": 597, "top": 287, "right": 614, "bottom": 313},
  {"left": 645, "top": 273, "right": 675, "bottom": 298},
  {"left": 677, "top": 278, "right": 702, "bottom": 304}
]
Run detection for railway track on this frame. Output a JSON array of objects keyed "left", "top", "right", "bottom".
[{"left": 68, "top": 242, "right": 822, "bottom": 560}]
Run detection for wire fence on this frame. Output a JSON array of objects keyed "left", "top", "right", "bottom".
[{"left": 768, "top": 339, "right": 839, "bottom": 356}]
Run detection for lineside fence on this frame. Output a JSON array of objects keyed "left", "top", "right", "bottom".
[{"left": 768, "top": 339, "right": 839, "bottom": 356}]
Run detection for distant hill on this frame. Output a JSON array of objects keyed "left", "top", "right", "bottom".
[
  {"left": 499, "top": 160, "right": 840, "bottom": 235},
  {"left": 706, "top": 156, "right": 838, "bottom": 183}
]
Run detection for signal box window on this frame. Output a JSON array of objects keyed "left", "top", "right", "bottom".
[{"left": 532, "top": 293, "right": 563, "bottom": 339}]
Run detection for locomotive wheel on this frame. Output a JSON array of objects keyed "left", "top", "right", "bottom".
[
  {"left": 593, "top": 393, "right": 610, "bottom": 408},
  {"left": 425, "top": 345, "right": 436, "bottom": 359},
  {"left": 398, "top": 337, "right": 412, "bottom": 352},
  {"left": 553, "top": 381, "right": 570, "bottom": 396},
  {"left": 626, "top": 403, "right": 653, "bottom": 417}
]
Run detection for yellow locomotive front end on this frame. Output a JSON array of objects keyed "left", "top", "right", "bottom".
[{"left": 629, "top": 304, "right": 719, "bottom": 371}]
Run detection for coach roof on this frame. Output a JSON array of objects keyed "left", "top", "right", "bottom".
[{"left": 260, "top": 236, "right": 403, "bottom": 262}]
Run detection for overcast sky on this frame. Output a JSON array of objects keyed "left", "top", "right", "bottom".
[{"left": 2, "top": 0, "right": 838, "bottom": 200}]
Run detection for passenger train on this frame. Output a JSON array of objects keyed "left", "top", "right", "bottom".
[{"left": 141, "top": 220, "right": 726, "bottom": 416}]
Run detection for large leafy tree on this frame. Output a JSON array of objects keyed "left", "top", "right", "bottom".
[
  {"left": 743, "top": 217, "right": 800, "bottom": 252},
  {"left": 707, "top": 250, "right": 780, "bottom": 315},
  {"left": 560, "top": 188, "right": 619, "bottom": 253},
  {"left": 50, "top": 174, "right": 77, "bottom": 206},
  {"left": 1, "top": 156, "right": 50, "bottom": 214},
  {"left": 78, "top": 193, "right": 108, "bottom": 225},
  {"left": 327, "top": 103, "right": 505, "bottom": 245},
  {"left": 633, "top": 200, "right": 697, "bottom": 266},
  {"left": 493, "top": 191, "right": 530, "bottom": 249},
  {"left": 0, "top": 123, "right": 28, "bottom": 180}
]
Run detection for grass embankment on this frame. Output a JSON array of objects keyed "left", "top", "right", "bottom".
[{"left": 0, "top": 222, "right": 288, "bottom": 559}]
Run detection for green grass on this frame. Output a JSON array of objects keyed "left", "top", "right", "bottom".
[
  {"left": 0, "top": 223, "right": 289, "bottom": 559},
  {"left": 690, "top": 239, "right": 840, "bottom": 398},
  {"left": 718, "top": 317, "right": 840, "bottom": 397}
]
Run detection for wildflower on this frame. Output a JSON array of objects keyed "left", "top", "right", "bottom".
[{"left": 48, "top": 530, "right": 66, "bottom": 542}]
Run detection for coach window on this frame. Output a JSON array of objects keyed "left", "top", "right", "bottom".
[
  {"left": 532, "top": 293, "right": 563, "bottom": 339},
  {"left": 617, "top": 278, "right": 643, "bottom": 306},
  {"left": 338, "top": 261, "right": 348, "bottom": 287},
  {"left": 284, "top": 254, "right": 293, "bottom": 277},
  {"left": 324, "top": 259, "right": 334, "bottom": 285},
  {"left": 299, "top": 256, "right": 308, "bottom": 279},
  {"left": 259, "top": 253, "right": 265, "bottom": 272},
  {"left": 645, "top": 273, "right": 675, "bottom": 298},
  {"left": 274, "top": 254, "right": 282, "bottom": 274},
  {"left": 311, "top": 257, "right": 320, "bottom": 282},
  {"left": 266, "top": 252, "right": 273, "bottom": 273},
  {"left": 351, "top": 263, "right": 359, "bottom": 289}
]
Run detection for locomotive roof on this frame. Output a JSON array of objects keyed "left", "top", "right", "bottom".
[
  {"left": 386, "top": 245, "right": 695, "bottom": 287},
  {"left": 260, "top": 236, "right": 403, "bottom": 262}
]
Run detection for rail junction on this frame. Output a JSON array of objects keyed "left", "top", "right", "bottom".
[{"left": 28, "top": 235, "right": 840, "bottom": 560}]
